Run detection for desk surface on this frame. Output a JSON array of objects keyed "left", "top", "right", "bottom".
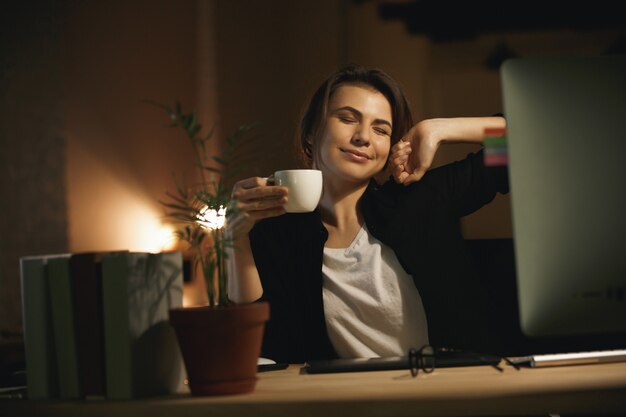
[{"left": 4, "top": 361, "right": 626, "bottom": 417}]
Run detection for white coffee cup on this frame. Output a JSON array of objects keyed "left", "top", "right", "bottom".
[{"left": 273, "top": 169, "right": 323, "bottom": 213}]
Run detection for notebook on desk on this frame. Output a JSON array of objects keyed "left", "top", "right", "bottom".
[{"left": 302, "top": 350, "right": 501, "bottom": 374}]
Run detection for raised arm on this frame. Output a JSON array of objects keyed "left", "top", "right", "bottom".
[
  {"left": 226, "top": 177, "right": 287, "bottom": 303},
  {"left": 389, "top": 116, "right": 506, "bottom": 185}
]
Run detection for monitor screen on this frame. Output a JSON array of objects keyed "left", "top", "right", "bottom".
[{"left": 501, "top": 55, "right": 626, "bottom": 338}]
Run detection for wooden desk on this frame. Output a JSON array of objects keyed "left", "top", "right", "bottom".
[{"left": 3, "top": 361, "right": 626, "bottom": 417}]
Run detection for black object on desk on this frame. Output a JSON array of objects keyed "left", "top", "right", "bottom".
[
  {"left": 302, "top": 350, "right": 501, "bottom": 374},
  {"left": 258, "top": 363, "right": 289, "bottom": 372}
]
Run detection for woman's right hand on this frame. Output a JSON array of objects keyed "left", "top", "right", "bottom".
[{"left": 228, "top": 176, "right": 288, "bottom": 236}]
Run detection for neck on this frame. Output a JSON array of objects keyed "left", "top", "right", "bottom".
[{"left": 319, "top": 179, "right": 369, "bottom": 230}]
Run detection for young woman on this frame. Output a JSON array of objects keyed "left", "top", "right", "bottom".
[{"left": 226, "top": 65, "right": 508, "bottom": 363}]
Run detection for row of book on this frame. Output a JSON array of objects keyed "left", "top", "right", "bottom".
[
  {"left": 19, "top": 251, "right": 186, "bottom": 400},
  {"left": 484, "top": 127, "right": 508, "bottom": 167}
]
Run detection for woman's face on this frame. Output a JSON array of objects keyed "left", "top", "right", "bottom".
[{"left": 315, "top": 83, "right": 393, "bottom": 185}]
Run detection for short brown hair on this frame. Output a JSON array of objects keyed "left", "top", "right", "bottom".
[{"left": 298, "top": 64, "right": 413, "bottom": 167}]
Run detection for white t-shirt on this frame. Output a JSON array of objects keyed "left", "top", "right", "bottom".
[{"left": 322, "top": 224, "right": 429, "bottom": 358}]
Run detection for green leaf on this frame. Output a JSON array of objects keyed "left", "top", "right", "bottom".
[
  {"left": 189, "top": 123, "right": 201, "bottom": 138},
  {"left": 160, "top": 201, "right": 194, "bottom": 212},
  {"left": 203, "top": 123, "right": 216, "bottom": 141},
  {"left": 163, "top": 192, "right": 189, "bottom": 207},
  {"left": 202, "top": 166, "right": 222, "bottom": 174},
  {"left": 225, "top": 123, "right": 255, "bottom": 145},
  {"left": 169, "top": 213, "right": 197, "bottom": 222},
  {"left": 212, "top": 156, "right": 227, "bottom": 165},
  {"left": 186, "top": 112, "right": 198, "bottom": 131}
]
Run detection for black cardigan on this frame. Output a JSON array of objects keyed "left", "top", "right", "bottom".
[{"left": 250, "top": 150, "right": 510, "bottom": 363}]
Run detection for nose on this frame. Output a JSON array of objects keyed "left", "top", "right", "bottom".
[{"left": 352, "top": 124, "right": 370, "bottom": 146}]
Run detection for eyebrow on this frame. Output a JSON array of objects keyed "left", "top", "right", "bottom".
[{"left": 333, "top": 106, "right": 393, "bottom": 129}]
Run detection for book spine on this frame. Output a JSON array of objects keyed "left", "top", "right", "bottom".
[
  {"left": 48, "top": 256, "right": 81, "bottom": 399},
  {"left": 70, "top": 253, "right": 106, "bottom": 398},
  {"left": 102, "top": 252, "right": 185, "bottom": 399},
  {"left": 19, "top": 257, "right": 59, "bottom": 399},
  {"left": 102, "top": 252, "right": 133, "bottom": 400},
  {"left": 127, "top": 252, "right": 185, "bottom": 397}
]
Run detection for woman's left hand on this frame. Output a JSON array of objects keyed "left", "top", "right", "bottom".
[
  {"left": 388, "top": 119, "right": 442, "bottom": 185},
  {"left": 389, "top": 116, "right": 506, "bottom": 185}
]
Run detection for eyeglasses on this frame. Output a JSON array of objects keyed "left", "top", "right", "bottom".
[
  {"left": 408, "top": 345, "right": 521, "bottom": 377},
  {"left": 408, "top": 344, "right": 435, "bottom": 377}
]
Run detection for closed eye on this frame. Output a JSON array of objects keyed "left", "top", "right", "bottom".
[
  {"left": 374, "top": 127, "right": 391, "bottom": 137},
  {"left": 339, "top": 116, "right": 357, "bottom": 124}
]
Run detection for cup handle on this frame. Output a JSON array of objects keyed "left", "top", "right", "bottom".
[{"left": 264, "top": 174, "right": 275, "bottom": 186}]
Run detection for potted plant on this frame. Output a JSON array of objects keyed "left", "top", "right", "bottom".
[{"left": 150, "top": 101, "right": 269, "bottom": 396}]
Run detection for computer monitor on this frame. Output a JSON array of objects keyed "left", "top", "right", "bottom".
[{"left": 501, "top": 55, "right": 626, "bottom": 339}]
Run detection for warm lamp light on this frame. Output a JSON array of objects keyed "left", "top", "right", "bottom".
[
  {"left": 106, "top": 196, "right": 177, "bottom": 253},
  {"left": 127, "top": 213, "right": 177, "bottom": 253},
  {"left": 67, "top": 139, "right": 179, "bottom": 253},
  {"left": 196, "top": 205, "right": 226, "bottom": 230}
]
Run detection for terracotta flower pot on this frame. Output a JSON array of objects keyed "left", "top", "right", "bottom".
[{"left": 169, "top": 301, "right": 270, "bottom": 396}]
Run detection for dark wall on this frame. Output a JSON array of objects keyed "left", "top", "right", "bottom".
[{"left": 0, "top": 1, "right": 68, "bottom": 332}]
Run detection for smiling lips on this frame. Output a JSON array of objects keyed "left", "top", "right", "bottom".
[{"left": 341, "top": 148, "right": 372, "bottom": 162}]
